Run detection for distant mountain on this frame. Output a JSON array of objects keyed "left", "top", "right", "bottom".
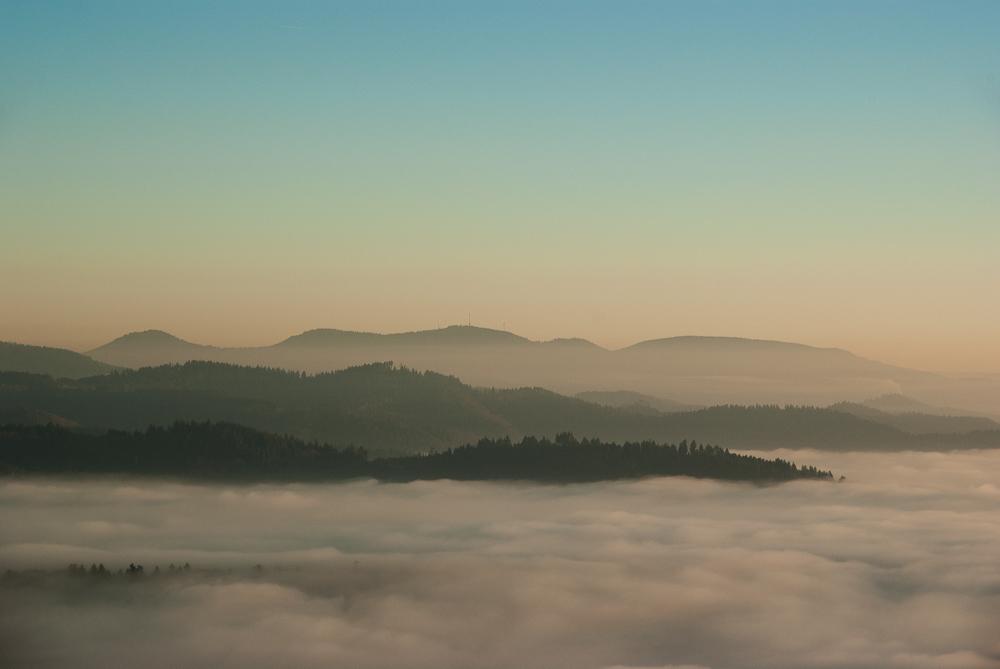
[
  {"left": 275, "top": 327, "right": 531, "bottom": 348},
  {"left": 0, "top": 341, "right": 119, "bottom": 379},
  {"left": 2, "top": 361, "right": 996, "bottom": 454},
  {"left": 76, "top": 326, "right": 1000, "bottom": 413},
  {"left": 617, "top": 336, "right": 934, "bottom": 385},
  {"left": 93, "top": 330, "right": 201, "bottom": 352},
  {"left": 575, "top": 390, "right": 704, "bottom": 414},
  {"left": 86, "top": 330, "right": 225, "bottom": 368}
]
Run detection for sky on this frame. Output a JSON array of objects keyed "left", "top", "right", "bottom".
[
  {"left": 2, "top": 1, "right": 999, "bottom": 372},
  {"left": 2, "top": 450, "right": 1000, "bottom": 668}
]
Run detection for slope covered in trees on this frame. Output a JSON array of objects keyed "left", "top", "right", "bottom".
[
  {"left": 0, "top": 421, "right": 832, "bottom": 483},
  {"left": 0, "top": 364, "right": 509, "bottom": 453},
  {"left": 0, "top": 341, "right": 119, "bottom": 379},
  {"left": 0, "top": 421, "right": 366, "bottom": 479},
  {"left": 827, "top": 401, "right": 999, "bottom": 434},
  {"left": 1, "top": 362, "right": 997, "bottom": 453}
]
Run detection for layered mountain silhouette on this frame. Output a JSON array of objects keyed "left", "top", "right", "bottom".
[
  {"left": 2, "top": 362, "right": 997, "bottom": 454},
  {"left": 827, "top": 400, "right": 999, "bottom": 434},
  {"left": 574, "top": 390, "right": 704, "bottom": 414},
  {"left": 80, "top": 327, "right": 997, "bottom": 412},
  {"left": 858, "top": 393, "right": 992, "bottom": 417},
  {"left": 4, "top": 327, "right": 997, "bottom": 413}
]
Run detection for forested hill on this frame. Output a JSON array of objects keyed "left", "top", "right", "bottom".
[
  {"left": 0, "top": 341, "right": 119, "bottom": 379},
  {"left": 1, "top": 362, "right": 998, "bottom": 453},
  {"left": 827, "top": 401, "right": 1000, "bottom": 434},
  {"left": 0, "top": 421, "right": 832, "bottom": 483}
]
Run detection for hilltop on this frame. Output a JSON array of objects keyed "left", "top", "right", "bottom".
[{"left": 87, "top": 331, "right": 225, "bottom": 368}]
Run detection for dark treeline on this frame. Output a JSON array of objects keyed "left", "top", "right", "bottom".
[
  {"left": 370, "top": 433, "right": 832, "bottom": 483},
  {"left": 0, "top": 421, "right": 831, "bottom": 483},
  {"left": 0, "top": 421, "right": 367, "bottom": 479},
  {"left": 1, "top": 562, "right": 288, "bottom": 590}
]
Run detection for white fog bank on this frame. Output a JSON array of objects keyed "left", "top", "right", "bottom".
[{"left": 2, "top": 450, "right": 999, "bottom": 669}]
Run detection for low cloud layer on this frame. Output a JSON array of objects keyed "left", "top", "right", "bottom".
[{"left": 2, "top": 450, "right": 999, "bottom": 669}]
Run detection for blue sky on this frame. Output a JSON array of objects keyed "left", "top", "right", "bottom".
[{"left": 2, "top": 1, "right": 999, "bottom": 370}]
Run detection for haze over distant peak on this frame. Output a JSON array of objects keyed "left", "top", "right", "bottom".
[
  {"left": 273, "top": 329, "right": 388, "bottom": 347},
  {"left": 91, "top": 328, "right": 874, "bottom": 355},
  {"left": 621, "top": 335, "right": 849, "bottom": 354},
  {"left": 69, "top": 325, "right": 999, "bottom": 411},
  {"left": 575, "top": 390, "right": 704, "bottom": 413},
  {"left": 89, "top": 330, "right": 212, "bottom": 352},
  {"left": 86, "top": 330, "right": 218, "bottom": 369},
  {"left": 860, "top": 393, "right": 995, "bottom": 418},
  {"left": 276, "top": 325, "right": 533, "bottom": 348},
  {"left": 541, "top": 338, "right": 607, "bottom": 349}
]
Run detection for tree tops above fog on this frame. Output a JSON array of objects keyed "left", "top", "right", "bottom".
[
  {"left": 0, "top": 421, "right": 832, "bottom": 483},
  {"left": 374, "top": 432, "right": 832, "bottom": 483}
]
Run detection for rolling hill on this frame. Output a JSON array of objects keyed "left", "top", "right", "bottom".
[
  {"left": 826, "top": 401, "right": 999, "bottom": 435},
  {"left": 0, "top": 341, "right": 120, "bottom": 379},
  {"left": 574, "top": 390, "right": 704, "bottom": 413},
  {"left": 79, "top": 326, "right": 997, "bottom": 411},
  {"left": 858, "top": 393, "right": 996, "bottom": 418},
  {"left": 2, "top": 361, "right": 996, "bottom": 454}
]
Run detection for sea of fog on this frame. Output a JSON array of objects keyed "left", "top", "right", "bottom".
[{"left": 2, "top": 449, "right": 999, "bottom": 669}]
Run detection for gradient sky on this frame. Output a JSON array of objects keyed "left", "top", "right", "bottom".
[{"left": 2, "top": 1, "right": 999, "bottom": 372}]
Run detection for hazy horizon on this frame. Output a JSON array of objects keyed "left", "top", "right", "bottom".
[
  {"left": 3, "top": 3, "right": 998, "bottom": 666},
  {"left": 3, "top": 1, "right": 1000, "bottom": 374}
]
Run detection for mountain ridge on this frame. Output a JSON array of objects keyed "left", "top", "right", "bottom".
[
  {"left": 274, "top": 326, "right": 535, "bottom": 348},
  {"left": 87, "top": 328, "right": 881, "bottom": 356},
  {"left": 621, "top": 335, "right": 846, "bottom": 353},
  {"left": 0, "top": 341, "right": 120, "bottom": 380},
  {"left": 2, "top": 362, "right": 996, "bottom": 454},
  {"left": 13, "top": 327, "right": 992, "bottom": 412}
]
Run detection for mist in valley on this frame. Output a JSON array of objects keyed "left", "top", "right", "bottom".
[
  {"left": 3, "top": 449, "right": 999, "bottom": 669},
  {"left": 4, "top": 1, "right": 1000, "bottom": 667}
]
